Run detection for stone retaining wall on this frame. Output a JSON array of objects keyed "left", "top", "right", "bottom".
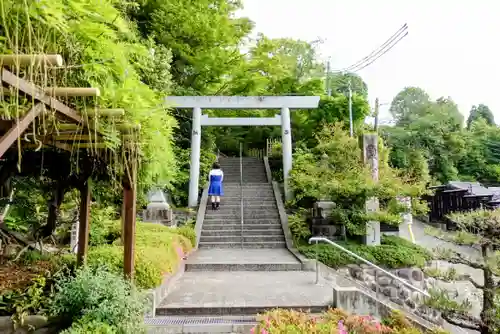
[
  {"left": 0, "top": 315, "right": 58, "bottom": 334},
  {"left": 342, "top": 264, "right": 442, "bottom": 325}
]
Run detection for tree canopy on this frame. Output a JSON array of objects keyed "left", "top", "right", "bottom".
[{"left": 467, "top": 104, "right": 495, "bottom": 129}]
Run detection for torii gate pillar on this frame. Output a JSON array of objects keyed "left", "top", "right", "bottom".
[
  {"left": 188, "top": 107, "right": 202, "bottom": 207},
  {"left": 281, "top": 107, "right": 293, "bottom": 201}
]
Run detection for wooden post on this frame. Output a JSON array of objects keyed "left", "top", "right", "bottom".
[
  {"left": 122, "top": 162, "right": 137, "bottom": 280},
  {"left": 76, "top": 180, "right": 91, "bottom": 266}
]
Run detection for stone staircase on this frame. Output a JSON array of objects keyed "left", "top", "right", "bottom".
[
  {"left": 199, "top": 157, "right": 286, "bottom": 249},
  {"left": 148, "top": 157, "right": 335, "bottom": 333}
]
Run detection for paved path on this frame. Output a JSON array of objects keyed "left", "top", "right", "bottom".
[{"left": 159, "top": 271, "right": 333, "bottom": 309}]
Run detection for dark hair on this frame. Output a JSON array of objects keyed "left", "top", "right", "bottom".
[{"left": 212, "top": 162, "right": 220, "bottom": 169}]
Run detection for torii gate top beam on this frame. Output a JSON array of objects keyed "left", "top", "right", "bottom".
[{"left": 166, "top": 96, "right": 320, "bottom": 109}]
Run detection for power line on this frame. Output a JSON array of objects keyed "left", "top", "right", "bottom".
[
  {"left": 328, "top": 23, "right": 409, "bottom": 74},
  {"left": 343, "top": 23, "right": 408, "bottom": 72},
  {"left": 352, "top": 31, "right": 408, "bottom": 73}
]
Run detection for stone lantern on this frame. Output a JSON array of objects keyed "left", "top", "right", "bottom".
[{"left": 143, "top": 189, "right": 173, "bottom": 226}]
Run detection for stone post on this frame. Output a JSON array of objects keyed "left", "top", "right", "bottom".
[
  {"left": 398, "top": 196, "right": 414, "bottom": 242},
  {"left": 188, "top": 107, "right": 202, "bottom": 207},
  {"left": 70, "top": 217, "right": 79, "bottom": 254},
  {"left": 360, "top": 134, "right": 380, "bottom": 245}
]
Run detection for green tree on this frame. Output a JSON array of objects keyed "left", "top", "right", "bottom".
[
  {"left": 328, "top": 72, "right": 368, "bottom": 98},
  {"left": 385, "top": 89, "right": 466, "bottom": 184},
  {"left": 128, "top": 0, "right": 253, "bottom": 95},
  {"left": 467, "top": 104, "right": 495, "bottom": 129},
  {"left": 458, "top": 119, "right": 500, "bottom": 185},
  {"left": 293, "top": 94, "right": 371, "bottom": 147},
  {"left": 208, "top": 36, "right": 327, "bottom": 153},
  {"left": 426, "top": 209, "right": 500, "bottom": 334},
  {"left": 389, "top": 86, "right": 431, "bottom": 126},
  {"left": 289, "top": 124, "right": 426, "bottom": 235}
]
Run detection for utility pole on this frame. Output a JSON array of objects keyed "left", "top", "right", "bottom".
[
  {"left": 373, "top": 97, "right": 380, "bottom": 132},
  {"left": 348, "top": 78, "right": 353, "bottom": 137},
  {"left": 326, "top": 59, "right": 331, "bottom": 97}
]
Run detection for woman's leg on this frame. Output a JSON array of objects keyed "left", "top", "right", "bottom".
[
  {"left": 210, "top": 196, "right": 216, "bottom": 210},
  {"left": 215, "top": 196, "right": 220, "bottom": 209}
]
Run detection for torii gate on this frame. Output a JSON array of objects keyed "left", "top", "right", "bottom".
[{"left": 166, "top": 96, "right": 320, "bottom": 207}]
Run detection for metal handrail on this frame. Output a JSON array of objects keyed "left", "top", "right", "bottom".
[
  {"left": 308, "top": 237, "right": 430, "bottom": 297},
  {"left": 240, "top": 142, "right": 243, "bottom": 249}
]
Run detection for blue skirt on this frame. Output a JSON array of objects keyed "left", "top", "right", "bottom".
[{"left": 208, "top": 181, "right": 223, "bottom": 196}]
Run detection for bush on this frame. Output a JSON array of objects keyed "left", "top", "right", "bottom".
[
  {"left": 0, "top": 250, "right": 76, "bottom": 317},
  {"left": 174, "top": 225, "right": 196, "bottom": 247},
  {"left": 89, "top": 206, "right": 121, "bottom": 246},
  {"left": 299, "top": 236, "right": 432, "bottom": 269},
  {"left": 61, "top": 318, "right": 115, "bottom": 334},
  {"left": 50, "top": 266, "right": 146, "bottom": 334},
  {"left": 87, "top": 222, "right": 193, "bottom": 289},
  {"left": 288, "top": 210, "right": 311, "bottom": 244},
  {"left": 381, "top": 235, "right": 433, "bottom": 262},
  {"left": 252, "top": 308, "right": 439, "bottom": 333}
]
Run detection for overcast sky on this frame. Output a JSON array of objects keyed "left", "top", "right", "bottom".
[{"left": 240, "top": 0, "right": 500, "bottom": 123}]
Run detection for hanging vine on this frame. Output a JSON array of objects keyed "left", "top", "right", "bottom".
[{"left": 0, "top": 0, "right": 177, "bottom": 191}]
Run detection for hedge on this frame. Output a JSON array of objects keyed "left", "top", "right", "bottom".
[
  {"left": 299, "top": 235, "right": 433, "bottom": 269},
  {"left": 87, "top": 222, "right": 194, "bottom": 289}
]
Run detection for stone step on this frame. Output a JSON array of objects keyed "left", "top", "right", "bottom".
[
  {"left": 186, "top": 262, "right": 302, "bottom": 272},
  {"left": 219, "top": 184, "right": 271, "bottom": 187},
  {"left": 204, "top": 213, "right": 280, "bottom": 219},
  {"left": 223, "top": 171, "right": 266, "bottom": 175},
  {"left": 224, "top": 180, "right": 268, "bottom": 184},
  {"left": 202, "top": 219, "right": 281, "bottom": 225},
  {"left": 224, "top": 179, "right": 268, "bottom": 183},
  {"left": 226, "top": 175, "right": 267, "bottom": 177},
  {"left": 223, "top": 183, "right": 273, "bottom": 187},
  {"left": 223, "top": 194, "right": 274, "bottom": 199},
  {"left": 219, "top": 158, "right": 264, "bottom": 164},
  {"left": 206, "top": 202, "right": 276, "bottom": 208},
  {"left": 201, "top": 229, "right": 283, "bottom": 237},
  {"left": 205, "top": 215, "right": 280, "bottom": 221},
  {"left": 220, "top": 166, "right": 265, "bottom": 170},
  {"left": 223, "top": 173, "right": 266, "bottom": 176},
  {"left": 213, "top": 197, "right": 276, "bottom": 203},
  {"left": 223, "top": 188, "right": 273, "bottom": 192},
  {"left": 220, "top": 157, "right": 263, "bottom": 161},
  {"left": 201, "top": 224, "right": 281, "bottom": 231},
  {"left": 223, "top": 169, "right": 266, "bottom": 172},
  {"left": 222, "top": 192, "right": 274, "bottom": 197},
  {"left": 223, "top": 170, "right": 266, "bottom": 174},
  {"left": 199, "top": 235, "right": 285, "bottom": 243},
  {"left": 205, "top": 208, "right": 278, "bottom": 216},
  {"left": 198, "top": 241, "right": 286, "bottom": 249}
]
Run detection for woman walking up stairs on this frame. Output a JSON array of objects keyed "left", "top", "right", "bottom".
[{"left": 208, "top": 162, "right": 224, "bottom": 210}]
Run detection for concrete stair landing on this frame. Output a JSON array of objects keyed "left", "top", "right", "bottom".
[
  {"left": 185, "top": 249, "right": 302, "bottom": 272},
  {"left": 156, "top": 271, "right": 333, "bottom": 316}
]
